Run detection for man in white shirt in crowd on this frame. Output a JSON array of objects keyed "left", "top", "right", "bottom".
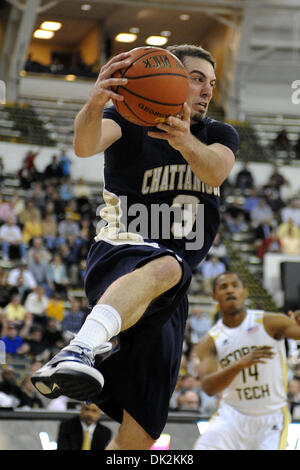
[
  {"left": 0, "top": 217, "right": 26, "bottom": 262},
  {"left": 24, "top": 286, "right": 49, "bottom": 323},
  {"left": 8, "top": 262, "right": 37, "bottom": 291}
]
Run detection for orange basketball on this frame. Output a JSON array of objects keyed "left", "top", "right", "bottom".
[{"left": 112, "top": 47, "right": 189, "bottom": 126}]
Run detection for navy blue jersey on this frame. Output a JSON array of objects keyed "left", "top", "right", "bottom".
[{"left": 97, "top": 105, "right": 239, "bottom": 270}]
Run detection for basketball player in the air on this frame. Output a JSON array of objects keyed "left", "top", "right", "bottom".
[
  {"left": 31, "top": 45, "right": 239, "bottom": 450},
  {"left": 194, "top": 272, "right": 300, "bottom": 450}
]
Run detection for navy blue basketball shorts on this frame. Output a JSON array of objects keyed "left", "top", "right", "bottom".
[{"left": 84, "top": 239, "right": 192, "bottom": 440}]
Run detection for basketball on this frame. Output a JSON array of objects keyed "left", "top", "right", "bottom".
[{"left": 112, "top": 47, "right": 189, "bottom": 126}]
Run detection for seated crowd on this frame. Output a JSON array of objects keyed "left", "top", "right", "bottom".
[{"left": 0, "top": 151, "right": 300, "bottom": 418}]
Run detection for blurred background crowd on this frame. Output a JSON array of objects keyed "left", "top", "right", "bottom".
[{"left": 0, "top": 142, "right": 300, "bottom": 420}]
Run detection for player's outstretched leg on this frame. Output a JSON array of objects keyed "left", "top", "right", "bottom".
[
  {"left": 31, "top": 256, "right": 182, "bottom": 401},
  {"left": 105, "top": 411, "right": 155, "bottom": 450}
]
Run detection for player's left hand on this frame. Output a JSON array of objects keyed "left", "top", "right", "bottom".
[
  {"left": 147, "top": 103, "right": 193, "bottom": 152},
  {"left": 288, "top": 310, "right": 300, "bottom": 326}
]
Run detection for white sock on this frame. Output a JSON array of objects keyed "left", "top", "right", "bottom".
[{"left": 69, "top": 304, "right": 122, "bottom": 351}]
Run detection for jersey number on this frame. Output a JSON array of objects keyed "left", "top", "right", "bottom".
[
  {"left": 241, "top": 365, "right": 259, "bottom": 383},
  {"left": 171, "top": 195, "right": 200, "bottom": 238}
]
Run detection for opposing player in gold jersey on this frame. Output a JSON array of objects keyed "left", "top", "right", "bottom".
[{"left": 194, "top": 272, "right": 300, "bottom": 450}]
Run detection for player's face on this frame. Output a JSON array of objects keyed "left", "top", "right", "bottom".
[
  {"left": 213, "top": 273, "right": 248, "bottom": 315},
  {"left": 183, "top": 57, "right": 216, "bottom": 123}
]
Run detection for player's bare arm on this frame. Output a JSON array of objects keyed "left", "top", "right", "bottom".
[
  {"left": 196, "top": 333, "right": 274, "bottom": 396},
  {"left": 73, "top": 52, "right": 131, "bottom": 157},
  {"left": 147, "top": 103, "right": 235, "bottom": 187},
  {"left": 263, "top": 310, "right": 300, "bottom": 341}
]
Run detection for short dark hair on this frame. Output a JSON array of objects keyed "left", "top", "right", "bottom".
[
  {"left": 167, "top": 44, "right": 216, "bottom": 69},
  {"left": 212, "top": 271, "right": 244, "bottom": 293}
]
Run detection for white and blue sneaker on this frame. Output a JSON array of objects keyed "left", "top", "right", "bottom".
[{"left": 31, "top": 343, "right": 112, "bottom": 402}]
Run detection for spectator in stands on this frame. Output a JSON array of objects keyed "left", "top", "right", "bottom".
[
  {"left": 8, "top": 262, "right": 37, "bottom": 292},
  {"left": 254, "top": 216, "right": 275, "bottom": 242},
  {"left": 27, "top": 182, "right": 46, "bottom": 214},
  {"left": 22, "top": 211, "right": 43, "bottom": 245},
  {"left": 264, "top": 185, "right": 285, "bottom": 216},
  {"left": 18, "top": 200, "right": 41, "bottom": 227},
  {"left": 79, "top": 218, "right": 93, "bottom": 245},
  {"left": 46, "top": 188, "right": 66, "bottom": 220},
  {"left": 73, "top": 177, "right": 92, "bottom": 212},
  {"left": 281, "top": 200, "right": 300, "bottom": 226},
  {"left": 267, "top": 164, "right": 290, "bottom": 192},
  {"left": 10, "top": 190, "right": 25, "bottom": 219},
  {"left": 0, "top": 270, "right": 11, "bottom": 308},
  {"left": 0, "top": 366, "right": 29, "bottom": 408},
  {"left": 293, "top": 364, "right": 300, "bottom": 382},
  {"left": 18, "top": 160, "right": 34, "bottom": 189},
  {"left": 41, "top": 214, "right": 58, "bottom": 251},
  {"left": 279, "top": 224, "right": 300, "bottom": 255},
  {"left": 44, "top": 155, "right": 63, "bottom": 181},
  {"left": 250, "top": 197, "right": 273, "bottom": 228},
  {"left": 58, "top": 239, "right": 81, "bottom": 287},
  {"left": 0, "top": 217, "right": 27, "bottom": 262},
  {"left": 57, "top": 402, "right": 112, "bottom": 450},
  {"left": 1, "top": 322, "right": 28, "bottom": 355},
  {"left": 60, "top": 176, "right": 74, "bottom": 203},
  {"left": 49, "top": 56, "right": 64, "bottom": 74},
  {"left": 188, "top": 306, "right": 212, "bottom": 345},
  {"left": 28, "top": 252, "right": 51, "bottom": 290},
  {"left": 186, "top": 346, "right": 201, "bottom": 377},
  {"left": 0, "top": 156, "right": 5, "bottom": 187},
  {"left": 277, "top": 217, "right": 300, "bottom": 239},
  {"left": 47, "top": 253, "right": 69, "bottom": 297},
  {"left": 43, "top": 200, "right": 57, "bottom": 221},
  {"left": 62, "top": 298, "right": 85, "bottom": 342},
  {"left": 207, "top": 233, "right": 229, "bottom": 269},
  {"left": 273, "top": 129, "right": 291, "bottom": 158},
  {"left": 64, "top": 199, "right": 80, "bottom": 222},
  {"left": 57, "top": 214, "right": 80, "bottom": 244},
  {"left": 80, "top": 297, "right": 90, "bottom": 322},
  {"left": 256, "top": 229, "right": 281, "bottom": 258},
  {"left": 225, "top": 196, "right": 246, "bottom": 220},
  {"left": 177, "top": 390, "right": 201, "bottom": 411},
  {"left": 58, "top": 149, "right": 71, "bottom": 178},
  {"left": 224, "top": 197, "right": 248, "bottom": 233},
  {"left": 235, "top": 163, "right": 254, "bottom": 191},
  {"left": 287, "top": 378, "right": 300, "bottom": 419},
  {"left": 26, "top": 237, "right": 52, "bottom": 265},
  {"left": 46, "top": 292, "right": 65, "bottom": 323},
  {"left": 7, "top": 275, "right": 28, "bottom": 304},
  {"left": 243, "top": 188, "right": 259, "bottom": 221},
  {"left": 23, "top": 150, "right": 39, "bottom": 181},
  {"left": 0, "top": 196, "right": 17, "bottom": 224},
  {"left": 225, "top": 212, "right": 248, "bottom": 234},
  {"left": 4, "top": 294, "right": 27, "bottom": 326},
  {"left": 170, "top": 374, "right": 202, "bottom": 410},
  {"left": 42, "top": 317, "right": 65, "bottom": 356},
  {"left": 201, "top": 256, "right": 226, "bottom": 295},
  {"left": 24, "top": 286, "right": 49, "bottom": 324},
  {"left": 20, "top": 375, "right": 44, "bottom": 409},
  {"left": 22, "top": 325, "right": 51, "bottom": 361}
]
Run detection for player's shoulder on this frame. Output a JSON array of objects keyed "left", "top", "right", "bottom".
[
  {"left": 202, "top": 117, "right": 239, "bottom": 153},
  {"left": 203, "top": 116, "right": 238, "bottom": 133},
  {"left": 195, "top": 331, "right": 217, "bottom": 357}
]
